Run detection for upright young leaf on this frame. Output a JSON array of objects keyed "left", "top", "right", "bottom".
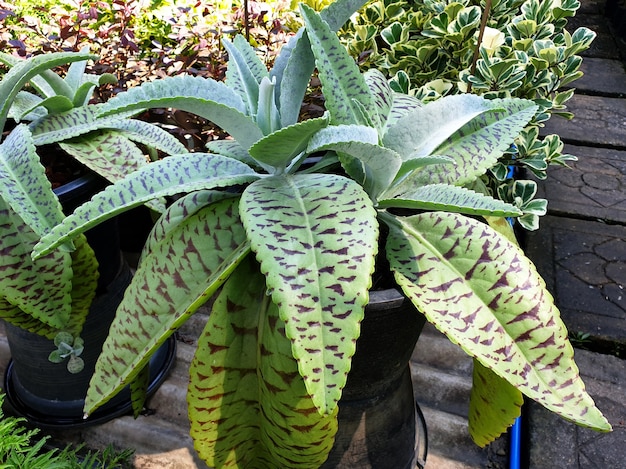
[
  {"left": 240, "top": 173, "right": 378, "bottom": 414},
  {"left": 301, "top": 4, "right": 376, "bottom": 126},
  {"left": 384, "top": 211, "right": 611, "bottom": 431}
]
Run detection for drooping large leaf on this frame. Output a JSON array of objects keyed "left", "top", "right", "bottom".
[
  {"left": 0, "top": 197, "right": 72, "bottom": 331},
  {"left": 96, "top": 75, "right": 264, "bottom": 150},
  {"left": 84, "top": 192, "right": 250, "bottom": 415},
  {"left": 240, "top": 173, "right": 378, "bottom": 415},
  {"left": 469, "top": 359, "right": 523, "bottom": 447},
  {"left": 384, "top": 211, "right": 611, "bottom": 431},
  {"left": 301, "top": 5, "right": 376, "bottom": 127},
  {"left": 34, "top": 154, "right": 259, "bottom": 257},
  {"left": 189, "top": 257, "right": 338, "bottom": 468},
  {"left": 0, "top": 125, "right": 64, "bottom": 237},
  {"left": 378, "top": 183, "right": 522, "bottom": 217},
  {"left": 108, "top": 118, "right": 187, "bottom": 155},
  {"left": 60, "top": 131, "right": 147, "bottom": 184}
]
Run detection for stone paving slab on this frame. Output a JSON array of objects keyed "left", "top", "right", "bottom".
[
  {"left": 525, "top": 215, "right": 626, "bottom": 350},
  {"left": 576, "top": 57, "right": 626, "bottom": 96},
  {"left": 527, "top": 347, "right": 626, "bottom": 468},
  {"left": 541, "top": 94, "right": 626, "bottom": 148},
  {"left": 534, "top": 144, "right": 626, "bottom": 224}
]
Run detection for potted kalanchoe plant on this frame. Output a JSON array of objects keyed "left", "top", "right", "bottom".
[
  {"left": 34, "top": 0, "right": 610, "bottom": 465},
  {"left": 0, "top": 51, "right": 182, "bottom": 427}
]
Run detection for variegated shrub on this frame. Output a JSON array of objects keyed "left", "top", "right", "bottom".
[
  {"left": 0, "top": 51, "right": 186, "bottom": 371},
  {"left": 34, "top": 0, "right": 610, "bottom": 466}
]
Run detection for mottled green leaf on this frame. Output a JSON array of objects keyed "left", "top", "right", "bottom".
[
  {"left": 240, "top": 174, "right": 378, "bottom": 414},
  {"left": 130, "top": 364, "right": 150, "bottom": 418},
  {"left": 84, "top": 193, "right": 250, "bottom": 415},
  {"left": 0, "top": 125, "right": 64, "bottom": 237},
  {"left": 108, "top": 118, "right": 187, "bottom": 155},
  {"left": 469, "top": 359, "right": 523, "bottom": 446},
  {"left": 189, "top": 257, "right": 338, "bottom": 468},
  {"left": 34, "top": 154, "right": 259, "bottom": 257},
  {"left": 223, "top": 36, "right": 268, "bottom": 116},
  {"left": 60, "top": 131, "right": 147, "bottom": 184},
  {"left": 379, "top": 184, "right": 522, "bottom": 217},
  {"left": 384, "top": 211, "right": 611, "bottom": 431},
  {"left": 301, "top": 5, "right": 375, "bottom": 126}
]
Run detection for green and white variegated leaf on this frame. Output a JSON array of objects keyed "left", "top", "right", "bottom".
[
  {"left": 84, "top": 192, "right": 250, "bottom": 415},
  {"left": 307, "top": 124, "right": 401, "bottom": 200},
  {"left": 301, "top": 4, "right": 376, "bottom": 127},
  {"left": 34, "top": 154, "right": 260, "bottom": 257},
  {"left": 378, "top": 183, "right": 522, "bottom": 217},
  {"left": 0, "top": 51, "right": 96, "bottom": 132},
  {"left": 469, "top": 359, "right": 523, "bottom": 447},
  {"left": 189, "top": 257, "right": 338, "bottom": 468},
  {"left": 240, "top": 173, "right": 378, "bottom": 415},
  {"left": 97, "top": 75, "right": 264, "bottom": 150},
  {"left": 0, "top": 196, "right": 97, "bottom": 336},
  {"left": 29, "top": 105, "right": 136, "bottom": 146},
  {"left": 223, "top": 36, "right": 269, "bottom": 116},
  {"left": 248, "top": 114, "right": 329, "bottom": 171},
  {"left": 0, "top": 125, "right": 64, "bottom": 237},
  {"left": 60, "top": 130, "right": 147, "bottom": 184},
  {"left": 384, "top": 211, "right": 612, "bottom": 431}
]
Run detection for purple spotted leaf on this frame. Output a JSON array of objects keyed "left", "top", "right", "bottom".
[
  {"left": 35, "top": 153, "right": 259, "bottom": 257},
  {"left": 301, "top": 5, "right": 376, "bottom": 127},
  {"left": 85, "top": 193, "right": 250, "bottom": 415},
  {"left": 469, "top": 359, "right": 523, "bottom": 446},
  {"left": 378, "top": 183, "right": 522, "bottom": 217},
  {"left": 240, "top": 173, "right": 378, "bottom": 414},
  {"left": 385, "top": 211, "right": 611, "bottom": 431},
  {"left": 0, "top": 125, "right": 64, "bottom": 237},
  {"left": 188, "top": 257, "right": 338, "bottom": 467},
  {"left": 0, "top": 197, "right": 97, "bottom": 337}
]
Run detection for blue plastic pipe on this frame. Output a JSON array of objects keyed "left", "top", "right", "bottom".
[{"left": 509, "top": 416, "right": 522, "bottom": 469}]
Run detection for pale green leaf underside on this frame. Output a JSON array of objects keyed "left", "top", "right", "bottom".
[
  {"left": 379, "top": 183, "right": 522, "bottom": 217},
  {"left": 240, "top": 173, "right": 378, "bottom": 415},
  {"left": 469, "top": 360, "right": 523, "bottom": 447},
  {"left": 385, "top": 211, "right": 611, "bottom": 431},
  {"left": 189, "top": 258, "right": 338, "bottom": 468},
  {"left": 34, "top": 154, "right": 259, "bottom": 257},
  {"left": 97, "top": 75, "right": 264, "bottom": 150},
  {"left": 85, "top": 194, "right": 250, "bottom": 415},
  {"left": 248, "top": 114, "right": 330, "bottom": 169}
]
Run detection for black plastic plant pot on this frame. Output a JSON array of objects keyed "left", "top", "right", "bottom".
[
  {"left": 322, "top": 288, "right": 428, "bottom": 469},
  {"left": 2, "top": 172, "right": 176, "bottom": 429}
]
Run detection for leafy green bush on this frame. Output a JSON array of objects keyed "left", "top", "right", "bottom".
[
  {"left": 342, "top": 0, "right": 596, "bottom": 229},
  {"left": 0, "top": 0, "right": 299, "bottom": 90},
  {"left": 0, "top": 393, "right": 134, "bottom": 468}
]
